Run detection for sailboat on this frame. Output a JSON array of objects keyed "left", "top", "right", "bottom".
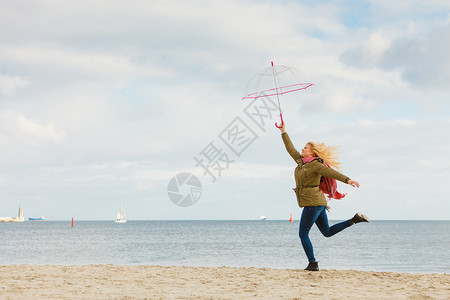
[{"left": 114, "top": 203, "right": 127, "bottom": 223}]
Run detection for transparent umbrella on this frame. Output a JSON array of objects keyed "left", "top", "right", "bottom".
[{"left": 242, "top": 61, "right": 314, "bottom": 128}]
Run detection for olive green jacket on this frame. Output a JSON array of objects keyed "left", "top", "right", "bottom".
[{"left": 281, "top": 132, "right": 350, "bottom": 207}]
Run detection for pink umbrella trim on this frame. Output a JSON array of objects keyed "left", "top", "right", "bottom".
[{"left": 242, "top": 82, "right": 314, "bottom": 100}]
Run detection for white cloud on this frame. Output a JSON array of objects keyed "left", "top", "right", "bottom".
[
  {"left": 0, "top": 44, "right": 173, "bottom": 89},
  {"left": 0, "top": 73, "right": 30, "bottom": 95},
  {"left": 341, "top": 18, "right": 450, "bottom": 90},
  {"left": 340, "top": 31, "right": 391, "bottom": 68},
  {"left": 0, "top": 110, "right": 65, "bottom": 142},
  {"left": 379, "top": 21, "right": 450, "bottom": 89}
]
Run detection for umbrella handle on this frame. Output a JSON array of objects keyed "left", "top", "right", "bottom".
[{"left": 275, "top": 113, "right": 284, "bottom": 128}]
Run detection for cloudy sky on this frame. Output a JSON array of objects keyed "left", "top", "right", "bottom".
[{"left": 1, "top": 0, "right": 449, "bottom": 220}]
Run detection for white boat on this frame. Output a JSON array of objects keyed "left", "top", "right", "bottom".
[
  {"left": 260, "top": 215, "right": 267, "bottom": 221},
  {"left": 114, "top": 203, "right": 127, "bottom": 223}
]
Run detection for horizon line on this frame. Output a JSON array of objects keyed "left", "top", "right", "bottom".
[{"left": 14, "top": 219, "right": 450, "bottom": 222}]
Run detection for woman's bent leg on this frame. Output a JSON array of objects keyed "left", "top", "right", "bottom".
[
  {"left": 315, "top": 209, "right": 353, "bottom": 237},
  {"left": 299, "top": 206, "right": 325, "bottom": 263}
]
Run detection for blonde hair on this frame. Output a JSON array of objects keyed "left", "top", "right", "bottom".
[{"left": 307, "top": 142, "right": 342, "bottom": 171}]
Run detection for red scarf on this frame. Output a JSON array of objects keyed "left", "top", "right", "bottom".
[{"left": 302, "top": 157, "right": 347, "bottom": 200}]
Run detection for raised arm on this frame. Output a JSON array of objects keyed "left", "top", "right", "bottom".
[{"left": 279, "top": 123, "right": 302, "bottom": 164}]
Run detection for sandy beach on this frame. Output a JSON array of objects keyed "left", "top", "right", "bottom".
[{"left": 0, "top": 265, "right": 448, "bottom": 299}]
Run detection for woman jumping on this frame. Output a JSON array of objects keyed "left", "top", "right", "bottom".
[{"left": 279, "top": 123, "right": 369, "bottom": 271}]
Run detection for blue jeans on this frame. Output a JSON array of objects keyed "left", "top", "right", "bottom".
[{"left": 299, "top": 206, "right": 353, "bottom": 263}]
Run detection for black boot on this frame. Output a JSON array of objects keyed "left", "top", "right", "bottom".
[
  {"left": 350, "top": 212, "right": 370, "bottom": 224},
  {"left": 305, "top": 262, "right": 319, "bottom": 271}
]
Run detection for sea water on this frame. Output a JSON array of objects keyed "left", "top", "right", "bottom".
[{"left": 0, "top": 220, "right": 448, "bottom": 273}]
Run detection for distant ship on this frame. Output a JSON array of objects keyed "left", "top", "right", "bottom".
[
  {"left": 260, "top": 215, "right": 267, "bottom": 221},
  {"left": 28, "top": 216, "right": 45, "bottom": 221},
  {"left": 114, "top": 203, "right": 127, "bottom": 223}
]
